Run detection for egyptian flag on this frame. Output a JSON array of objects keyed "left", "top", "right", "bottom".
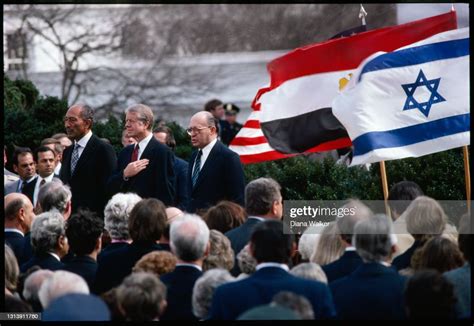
[{"left": 230, "top": 11, "right": 457, "bottom": 164}]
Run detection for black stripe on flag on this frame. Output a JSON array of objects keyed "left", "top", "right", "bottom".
[
  {"left": 330, "top": 25, "right": 367, "bottom": 39},
  {"left": 260, "top": 108, "right": 349, "bottom": 154}
]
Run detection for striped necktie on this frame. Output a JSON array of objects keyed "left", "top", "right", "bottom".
[
  {"left": 192, "top": 150, "right": 203, "bottom": 187},
  {"left": 70, "top": 143, "right": 80, "bottom": 175}
]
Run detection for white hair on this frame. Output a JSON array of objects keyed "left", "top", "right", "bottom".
[
  {"left": 104, "top": 192, "right": 142, "bottom": 240},
  {"left": 38, "top": 271, "right": 89, "bottom": 308},
  {"left": 22, "top": 269, "right": 54, "bottom": 302},
  {"left": 170, "top": 214, "right": 210, "bottom": 262}
]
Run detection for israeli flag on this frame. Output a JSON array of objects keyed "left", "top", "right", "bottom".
[{"left": 332, "top": 27, "right": 469, "bottom": 166}]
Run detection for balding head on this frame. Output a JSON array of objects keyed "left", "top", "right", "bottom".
[
  {"left": 188, "top": 111, "right": 218, "bottom": 149},
  {"left": 166, "top": 207, "right": 184, "bottom": 224},
  {"left": 5, "top": 193, "right": 35, "bottom": 233}
]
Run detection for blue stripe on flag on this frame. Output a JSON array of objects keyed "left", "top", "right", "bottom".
[
  {"left": 359, "top": 38, "right": 469, "bottom": 81},
  {"left": 353, "top": 113, "right": 470, "bottom": 156}
]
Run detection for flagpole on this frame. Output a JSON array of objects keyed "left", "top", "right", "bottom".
[
  {"left": 463, "top": 146, "right": 470, "bottom": 210},
  {"left": 379, "top": 160, "right": 391, "bottom": 218}
]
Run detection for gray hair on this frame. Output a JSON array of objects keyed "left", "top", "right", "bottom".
[
  {"left": 271, "top": 291, "right": 315, "bottom": 320},
  {"left": 405, "top": 196, "right": 447, "bottom": 236},
  {"left": 104, "top": 193, "right": 142, "bottom": 240},
  {"left": 236, "top": 244, "right": 257, "bottom": 275},
  {"left": 354, "top": 214, "right": 393, "bottom": 262},
  {"left": 298, "top": 225, "right": 325, "bottom": 260},
  {"left": 170, "top": 214, "right": 210, "bottom": 262},
  {"left": 38, "top": 271, "right": 89, "bottom": 308},
  {"left": 202, "top": 230, "right": 234, "bottom": 271},
  {"left": 192, "top": 269, "right": 235, "bottom": 319},
  {"left": 290, "top": 262, "right": 328, "bottom": 284},
  {"left": 5, "top": 244, "right": 19, "bottom": 292},
  {"left": 125, "top": 104, "right": 154, "bottom": 131},
  {"left": 336, "top": 199, "right": 373, "bottom": 244},
  {"left": 37, "top": 181, "right": 71, "bottom": 214},
  {"left": 22, "top": 269, "right": 54, "bottom": 303},
  {"left": 116, "top": 272, "right": 167, "bottom": 321},
  {"left": 245, "top": 178, "right": 281, "bottom": 216},
  {"left": 30, "top": 211, "right": 66, "bottom": 255},
  {"left": 77, "top": 104, "right": 94, "bottom": 122}
]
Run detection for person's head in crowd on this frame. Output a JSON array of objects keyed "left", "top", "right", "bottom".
[
  {"left": 116, "top": 272, "right": 167, "bottom": 321},
  {"left": 30, "top": 211, "right": 69, "bottom": 259},
  {"left": 203, "top": 230, "right": 234, "bottom": 271},
  {"left": 12, "top": 147, "right": 36, "bottom": 181},
  {"left": 22, "top": 269, "right": 54, "bottom": 312},
  {"left": 4, "top": 295, "right": 33, "bottom": 312},
  {"left": 66, "top": 209, "right": 104, "bottom": 259},
  {"left": 223, "top": 103, "right": 240, "bottom": 125},
  {"left": 5, "top": 192, "right": 35, "bottom": 234},
  {"left": 192, "top": 268, "right": 235, "bottom": 320},
  {"left": 160, "top": 206, "right": 184, "bottom": 244},
  {"left": 104, "top": 192, "right": 142, "bottom": 242},
  {"left": 64, "top": 104, "right": 94, "bottom": 141},
  {"left": 132, "top": 251, "right": 177, "bottom": 276},
  {"left": 405, "top": 196, "right": 447, "bottom": 242},
  {"left": 101, "top": 288, "right": 125, "bottom": 321},
  {"left": 236, "top": 244, "right": 257, "bottom": 277},
  {"left": 298, "top": 225, "right": 325, "bottom": 261},
  {"left": 290, "top": 262, "right": 328, "bottom": 284},
  {"left": 457, "top": 213, "right": 471, "bottom": 266},
  {"left": 170, "top": 213, "right": 210, "bottom": 265},
  {"left": 188, "top": 111, "right": 218, "bottom": 149},
  {"left": 38, "top": 271, "right": 89, "bottom": 309},
  {"left": 40, "top": 138, "right": 63, "bottom": 168},
  {"left": 17, "top": 265, "right": 40, "bottom": 301},
  {"left": 33, "top": 146, "right": 56, "bottom": 178},
  {"left": 42, "top": 293, "right": 110, "bottom": 321},
  {"left": 310, "top": 222, "right": 345, "bottom": 265},
  {"left": 404, "top": 269, "right": 456, "bottom": 319},
  {"left": 337, "top": 199, "right": 373, "bottom": 247},
  {"left": 51, "top": 132, "right": 72, "bottom": 149},
  {"left": 5, "top": 244, "right": 19, "bottom": 294},
  {"left": 353, "top": 214, "right": 395, "bottom": 263},
  {"left": 100, "top": 137, "right": 111, "bottom": 144},
  {"left": 203, "top": 200, "right": 246, "bottom": 234},
  {"left": 128, "top": 198, "right": 167, "bottom": 243},
  {"left": 36, "top": 181, "right": 71, "bottom": 219},
  {"left": 412, "top": 236, "right": 464, "bottom": 274},
  {"left": 250, "top": 220, "right": 295, "bottom": 265},
  {"left": 121, "top": 129, "right": 136, "bottom": 147},
  {"left": 237, "top": 304, "right": 300, "bottom": 320},
  {"left": 204, "top": 99, "right": 224, "bottom": 120},
  {"left": 153, "top": 125, "right": 176, "bottom": 151},
  {"left": 388, "top": 181, "right": 424, "bottom": 220},
  {"left": 125, "top": 104, "right": 154, "bottom": 142},
  {"left": 271, "top": 291, "right": 315, "bottom": 320},
  {"left": 245, "top": 177, "right": 283, "bottom": 220}
]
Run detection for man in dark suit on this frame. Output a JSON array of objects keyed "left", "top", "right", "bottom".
[
  {"left": 209, "top": 220, "right": 336, "bottom": 320},
  {"left": 322, "top": 199, "right": 373, "bottom": 282},
  {"left": 330, "top": 215, "right": 406, "bottom": 319},
  {"left": 153, "top": 126, "right": 190, "bottom": 210},
  {"left": 107, "top": 104, "right": 174, "bottom": 206},
  {"left": 160, "top": 214, "right": 210, "bottom": 320},
  {"left": 186, "top": 111, "right": 245, "bottom": 213},
  {"left": 5, "top": 193, "right": 35, "bottom": 265},
  {"left": 60, "top": 104, "right": 117, "bottom": 216},
  {"left": 31, "top": 146, "right": 61, "bottom": 208},
  {"left": 225, "top": 177, "right": 283, "bottom": 276},
  {"left": 4, "top": 147, "right": 37, "bottom": 203}
]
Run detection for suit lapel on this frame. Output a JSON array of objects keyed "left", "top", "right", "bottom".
[
  {"left": 73, "top": 135, "right": 98, "bottom": 175},
  {"left": 193, "top": 141, "right": 220, "bottom": 190}
]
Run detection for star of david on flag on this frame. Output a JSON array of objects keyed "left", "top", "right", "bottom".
[{"left": 401, "top": 69, "right": 446, "bottom": 117}]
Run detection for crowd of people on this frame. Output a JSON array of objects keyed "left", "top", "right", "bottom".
[{"left": 3, "top": 100, "right": 471, "bottom": 320}]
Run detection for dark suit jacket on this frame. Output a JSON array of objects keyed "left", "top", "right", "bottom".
[
  {"left": 108, "top": 137, "right": 175, "bottom": 206},
  {"left": 93, "top": 241, "right": 166, "bottom": 294},
  {"left": 322, "top": 250, "right": 363, "bottom": 283},
  {"left": 392, "top": 240, "right": 422, "bottom": 271},
  {"left": 98, "top": 242, "right": 128, "bottom": 259},
  {"left": 174, "top": 156, "right": 190, "bottom": 210},
  {"left": 187, "top": 141, "right": 245, "bottom": 213},
  {"left": 160, "top": 265, "right": 203, "bottom": 320},
  {"left": 60, "top": 134, "right": 117, "bottom": 216},
  {"left": 330, "top": 262, "right": 407, "bottom": 319},
  {"left": 225, "top": 218, "right": 262, "bottom": 276},
  {"left": 5, "top": 231, "right": 29, "bottom": 265},
  {"left": 209, "top": 266, "right": 336, "bottom": 320},
  {"left": 20, "top": 253, "right": 65, "bottom": 273},
  {"left": 63, "top": 255, "right": 98, "bottom": 290}
]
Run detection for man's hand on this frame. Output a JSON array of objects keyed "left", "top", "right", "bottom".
[{"left": 123, "top": 159, "right": 149, "bottom": 178}]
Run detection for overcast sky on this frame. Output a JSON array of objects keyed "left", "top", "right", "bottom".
[{"left": 397, "top": 3, "right": 469, "bottom": 27}]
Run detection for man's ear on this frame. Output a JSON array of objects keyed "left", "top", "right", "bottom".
[
  {"left": 13, "top": 165, "right": 19, "bottom": 174},
  {"left": 96, "top": 236, "right": 102, "bottom": 252},
  {"left": 203, "top": 241, "right": 211, "bottom": 258},
  {"left": 290, "top": 241, "right": 297, "bottom": 258},
  {"left": 248, "top": 242, "right": 255, "bottom": 258}
]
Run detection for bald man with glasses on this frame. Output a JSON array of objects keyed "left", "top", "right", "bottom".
[{"left": 186, "top": 111, "right": 245, "bottom": 214}]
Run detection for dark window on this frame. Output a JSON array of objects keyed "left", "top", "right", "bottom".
[{"left": 6, "top": 30, "right": 28, "bottom": 71}]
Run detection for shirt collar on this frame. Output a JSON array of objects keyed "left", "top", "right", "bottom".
[
  {"left": 201, "top": 138, "right": 217, "bottom": 157},
  {"left": 176, "top": 263, "right": 202, "bottom": 272},
  {"left": 256, "top": 262, "right": 289, "bottom": 272},
  {"left": 48, "top": 252, "right": 61, "bottom": 261},
  {"left": 137, "top": 133, "right": 153, "bottom": 157},
  {"left": 39, "top": 173, "right": 55, "bottom": 183},
  {"left": 248, "top": 216, "right": 265, "bottom": 222},
  {"left": 75, "top": 130, "right": 93, "bottom": 148},
  {"left": 5, "top": 228, "right": 24, "bottom": 236},
  {"left": 345, "top": 246, "right": 357, "bottom": 251}
]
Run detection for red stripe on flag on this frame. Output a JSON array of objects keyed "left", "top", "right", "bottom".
[
  {"left": 243, "top": 120, "right": 261, "bottom": 129},
  {"left": 231, "top": 136, "right": 268, "bottom": 146}
]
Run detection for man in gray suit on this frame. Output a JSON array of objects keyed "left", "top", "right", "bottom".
[{"left": 5, "top": 147, "right": 37, "bottom": 204}]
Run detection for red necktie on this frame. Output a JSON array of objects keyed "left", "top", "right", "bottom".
[{"left": 131, "top": 144, "right": 139, "bottom": 162}]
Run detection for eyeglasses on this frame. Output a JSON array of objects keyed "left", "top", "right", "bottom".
[{"left": 186, "top": 126, "right": 212, "bottom": 135}]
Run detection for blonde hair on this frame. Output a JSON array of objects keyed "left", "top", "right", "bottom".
[
  {"left": 203, "top": 230, "right": 234, "bottom": 271},
  {"left": 5, "top": 245, "right": 19, "bottom": 292},
  {"left": 310, "top": 222, "right": 345, "bottom": 265},
  {"left": 133, "top": 251, "right": 177, "bottom": 276}
]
